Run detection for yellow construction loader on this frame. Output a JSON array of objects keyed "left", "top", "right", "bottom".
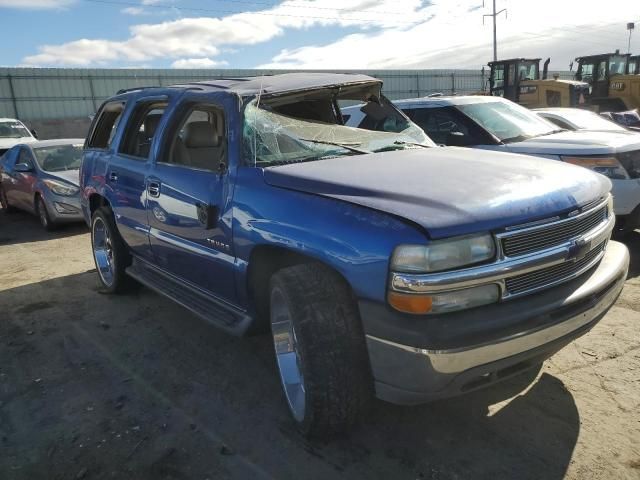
[
  {"left": 488, "top": 58, "right": 590, "bottom": 108},
  {"left": 574, "top": 51, "right": 640, "bottom": 111}
]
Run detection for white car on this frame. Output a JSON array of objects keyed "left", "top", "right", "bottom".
[
  {"left": 535, "top": 108, "right": 637, "bottom": 135},
  {"left": 345, "top": 96, "right": 640, "bottom": 231},
  {"left": 0, "top": 118, "right": 37, "bottom": 157}
]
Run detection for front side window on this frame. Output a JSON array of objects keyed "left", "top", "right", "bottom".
[
  {"left": 0, "top": 121, "right": 31, "bottom": 139},
  {"left": 403, "top": 107, "right": 486, "bottom": 145},
  {"left": 518, "top": 62, "right": 538, "bottom": 81},
  {"left": 457, "top": 101, "right": 558, "bottom": 143},
  {"left": 33, "top": 143, "right": 84, "bottom": 171},
  {"left": 88, "top": 102, "right": 125, "bottom": 149},
  {"left": 492, "top": 64, "right": 505, "bottom": 90},
  {"left": 163, "top": 106, "right": 226, "bottom": 172},
  {"left": 243, "top": 90, "right": 431, "bottom": 167}
]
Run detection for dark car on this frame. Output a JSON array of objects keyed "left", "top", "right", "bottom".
[
  {"left": 80, "top": 73, "right": 628, "bottom": 437},
  {"left": 0, "top": 139, "right": 85, "bottom": 229}
]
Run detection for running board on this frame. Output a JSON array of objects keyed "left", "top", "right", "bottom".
[{"left": 126, "top": 257, "right": 252, "bottom": 336}]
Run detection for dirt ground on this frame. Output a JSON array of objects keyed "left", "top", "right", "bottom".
[{"left": 0, "top": 208, "right": 639, "bottom": 480}]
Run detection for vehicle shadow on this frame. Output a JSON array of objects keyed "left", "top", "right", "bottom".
[
  {"left": 0, "top": 270, "right": 580, "bottom": 480},
  {"left": 0, "top": 208, "right": 87, "bottom": 246},
  {"left": 618, "top": 230, "right": 640, "bottom": 279}
]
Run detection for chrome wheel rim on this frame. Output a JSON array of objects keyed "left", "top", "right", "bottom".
[
  {"left": 92, "top": 217, "right": 115, "bottom": 287},
  {"left": 271, "top": 289, "right": 306, "bottom": 422}
]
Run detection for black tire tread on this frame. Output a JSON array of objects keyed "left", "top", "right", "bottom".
[{"left": 271, "top": 263, "right": 373, "bottom": 438}]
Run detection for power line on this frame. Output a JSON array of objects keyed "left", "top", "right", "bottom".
[{"left": 81, "top": 0, "right": 430, "bottom": 23}]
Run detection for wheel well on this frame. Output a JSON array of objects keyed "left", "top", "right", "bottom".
[
  {"left": 89, "top": 194, "right": 111, "bottom": 215},
  {"left": 246, "top": 245, "right": 353, "bottom": 334}
]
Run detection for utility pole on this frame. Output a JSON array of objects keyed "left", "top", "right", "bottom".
[
  {"left": 628, "top": 22, "right": 635, "bottom": 54},
  {"left": 483, "top": 0, "right": 507, "bottom": 62}
]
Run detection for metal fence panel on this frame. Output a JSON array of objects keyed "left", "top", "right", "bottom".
[{"left": 0, "top": 67, "right": 572, "bottom": 121}]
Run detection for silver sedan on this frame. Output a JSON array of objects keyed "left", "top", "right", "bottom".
[{"left": 0, "top": 139, "right": 85, "bottom": 230}]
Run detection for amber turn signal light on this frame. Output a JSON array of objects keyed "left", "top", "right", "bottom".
[{"left": 388, "top": 292, "right": 433, "bottom": 314}]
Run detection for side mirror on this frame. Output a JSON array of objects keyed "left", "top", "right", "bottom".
[
  {"left": 30, "top": 129, "right": 38, "bottom": 139},
  {"left": 446, "top": 131, "right": 468, "bottom": 147},
  {"left": 14, "top": 163, "right": 33, "bottom": 173}
]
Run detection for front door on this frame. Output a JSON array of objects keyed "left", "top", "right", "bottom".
[
  {"left": 146, "top": 93, "right": 237, "bottom": 304},
  {"left": 13, "top": 146, "right": 38, "bottom": 212}
]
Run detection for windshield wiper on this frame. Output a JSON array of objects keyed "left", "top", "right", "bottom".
[
  {"left": 372, "top": 140, "right": 432, "bottom": 153},
  {"left": 535, "top": 129, "right": 567, "bottom": 137},
  {"left": 298, "top": 138, "right": 371, "bottom": 154},
  {"left": 500, "top": 134, "right": 533, "bottom": 144}
]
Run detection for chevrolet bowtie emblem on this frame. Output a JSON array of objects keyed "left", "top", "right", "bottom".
[{"left": 567, "top": 239, "right": 591, "bottom": 262}]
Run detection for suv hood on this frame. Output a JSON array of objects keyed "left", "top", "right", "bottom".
[
  {"left": 263, "top": 148, "right": 610, "bottom": 239},
  {"left": 504, "top": 130, "right": 640, "bottom": 156}
]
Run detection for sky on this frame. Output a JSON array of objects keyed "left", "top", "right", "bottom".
[{"left": 0, "top": 0, "right": 638, "bottom": 71}]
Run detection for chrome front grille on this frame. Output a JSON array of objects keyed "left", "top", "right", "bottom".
[
  {"left": 501, "top": 203, "right": 607, "bottom": 257},
  {"left": 505, "top": 241, "right": 607, "bottom": 296}
]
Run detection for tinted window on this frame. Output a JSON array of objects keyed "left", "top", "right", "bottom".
[
  {"left": 88, "top": 102, "right": 125, "bottom": 149},
  {"left": 403, "top": 107, "right": 488, "bottom": 146},
  {"left": 120, "top": 102, "right": 168, "bottom": 159}
]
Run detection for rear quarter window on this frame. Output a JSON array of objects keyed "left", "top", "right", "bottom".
[{"left": 87, "top": 101, "right": 126, "bottom": 150}]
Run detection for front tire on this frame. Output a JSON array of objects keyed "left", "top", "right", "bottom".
[
  {"left": 91, "top": 207, "right": 132, "bottom": 293},
  {"left": 0, "top": 187, "right": 15, "bottom": 213},
  {"left": 270, "top": 263, "right": 373, "bottom": 438},
  {"left": 36, "top": 196, "right": 55, "bottom": 231}
]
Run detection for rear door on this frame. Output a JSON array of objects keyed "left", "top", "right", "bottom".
[
  {"left": 0, "top": 147, "right": 19, "bottom": 204},
  {"left": 146, "top": 92, "right": 238, "bottom": 303},
  {"left": 108, "top": 97, "right": 170, "bottom": 261}
]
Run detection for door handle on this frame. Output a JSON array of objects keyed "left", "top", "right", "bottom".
[
  {"left": 147, "top": 181, "right": 161, "bottom": 198},
  {"left": 109, "top": 171, "right": 118, "bottom": 182}
]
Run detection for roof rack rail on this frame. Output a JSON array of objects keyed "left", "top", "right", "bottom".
[{"left": 116, "top": 86, "right": 161, "bottom": 95}]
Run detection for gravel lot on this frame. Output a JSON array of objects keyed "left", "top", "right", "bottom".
[{"left": 1, "top": 208, "right": 639, "bottom": 480}]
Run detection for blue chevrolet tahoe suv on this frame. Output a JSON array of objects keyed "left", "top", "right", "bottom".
[{"left": 80, "top": 73, "right": 630, "bottom": 437}]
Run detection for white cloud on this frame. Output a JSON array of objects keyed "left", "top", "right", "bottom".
[
  {"left": 22, "top": 0, "right": 428, "bottom": 66},
  {"left": 19, "top": 0, "right": 639, "bottom": 70},
  {"left": 0, "top": 0, "right": 74, "bottom": 8},
  {"left": 259, "top": 0, "right": 638, "bottom": 71},
  {"left": 121, "top": 6, "right": 145, "bottom": 15},
  {"left": 171, "top": 57, "right": 228, "bottom": 69}
]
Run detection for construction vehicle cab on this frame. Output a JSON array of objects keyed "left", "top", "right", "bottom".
[
  {"left": 574, "top": 52, "right": 638, "bottom": 111},
  {"left": 488, "top": 58, "right": 589, "bottom": 108}
]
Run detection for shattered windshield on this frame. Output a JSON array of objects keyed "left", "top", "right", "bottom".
[{"left": 243, "top": 96, "right": 432, "bottom": 167}]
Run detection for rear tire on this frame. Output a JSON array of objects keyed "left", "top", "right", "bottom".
[
  {"left": 91, "top": 207, "right": 132, "bottom": 294},
  {"left": 36, "top": 196, "right": 55, "bottom": 231},
  {"left": 270, "top": 263, "right": 373, "bottom": 438}
]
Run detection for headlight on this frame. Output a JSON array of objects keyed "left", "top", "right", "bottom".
[
  {"left": 561, "top": 156, "right": 629, "bottom": 179},
  {"left": 43, "top": 179, "right": 79, "bottom": 196},
  {"left": 391, "top": 233, "right": 496, "bottom": 273},
  {"left": 388, "top": 284, "right": 500, "bottom": 315}
]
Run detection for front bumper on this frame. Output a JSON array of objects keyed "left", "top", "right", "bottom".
[
  {"left": 361, "top": 240, "right": 629, "bottom": 405},
  {"left": 42, "top": 190, "right": 84, "bottom": 224}
]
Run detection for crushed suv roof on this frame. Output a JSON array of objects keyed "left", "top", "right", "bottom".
[{"left": 171, "top": 72, "right": 381, "bottom": 96}]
